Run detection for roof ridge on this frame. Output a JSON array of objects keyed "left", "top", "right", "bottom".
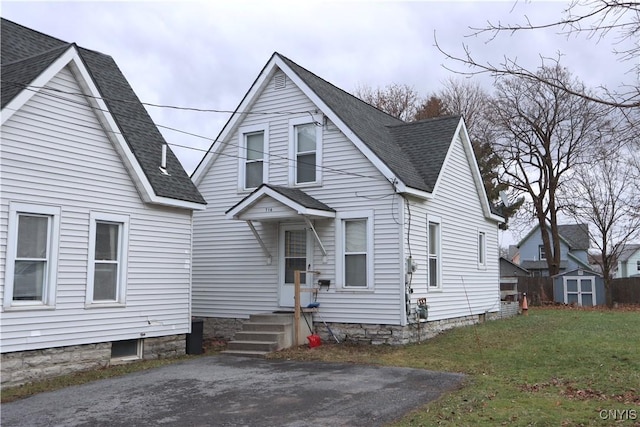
[
  {"left": 386, "top": 115, "right": 461, "bottom": 128},
  {"left": 275, "top": 52, "right": 404, "bottom": 124}
]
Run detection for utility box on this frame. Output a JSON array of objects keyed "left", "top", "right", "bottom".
[{"left": 186, "top": 318, "right": 204, "bottom": 355}]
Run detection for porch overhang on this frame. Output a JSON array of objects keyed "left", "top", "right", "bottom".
[{"left": 225, "top": 184, "right": 336, "bottom": 222}]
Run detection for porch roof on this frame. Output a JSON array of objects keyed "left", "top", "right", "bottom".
[{"left": 225, "top": 184, "right": 335, "bottom": 221}]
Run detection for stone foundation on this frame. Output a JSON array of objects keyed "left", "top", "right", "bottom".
[
  {"left": 202, "top": 317, "right": 245, "bottom": 340},
  {"left": 312, "top": 313, "right": 490, "bottom": 345},
  {"left": 1, "top": 334, "right": 186, "bottom": 388}
]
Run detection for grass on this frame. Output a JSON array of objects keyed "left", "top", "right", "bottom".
[
  {"left": 268, "top": 307, "right": 640, "bottom": 426},
  {"left": 2, "top": 309, "right": 638, "bottom": 426}
]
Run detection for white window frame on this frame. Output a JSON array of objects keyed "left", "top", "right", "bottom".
[
  {"left": 539, "top": 245, "right": 547, "bottom": 261},
  {"left": 336, "top": 210, "right": 374, "bottom": 290},
  {"left": 427, "top": 216, "right": 442, "bottom": 290},
  {"left": 4, "top": 202, "right": 60, "bottom": 310},
  {"left": 288, "top": 116, "right": 322, "bottom": 186},
  {"left": 237, "top": 123, "right": 269, "bottom": 191},
  {"left": 85, "top": 211, "right": 129, "bottom": 307},
  {"left": 478, "top": 230, "right": 486, "bottom": 268}
]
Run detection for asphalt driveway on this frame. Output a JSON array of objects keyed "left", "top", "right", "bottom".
[{"left": 2, "top": 355, "right": 464, "bottom": 427}]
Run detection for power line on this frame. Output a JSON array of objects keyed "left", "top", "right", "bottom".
[{"left": 3, "top": 80, "right": 389, "bottom": 183}]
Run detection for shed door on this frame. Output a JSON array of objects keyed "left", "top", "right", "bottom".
[{"left": 564, "top": 277, "right": 596, "bottom": 306}]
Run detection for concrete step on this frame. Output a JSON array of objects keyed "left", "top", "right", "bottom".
[
  {"left": 242, "top": 322, "right": 290, "bottom": 332},
  {"left": 249, "top": 313, "right": 294, "bottom": 324},
  {"left": 234, "top": 331, "right": 284, "bottom": 344},
  {"left": 227, "top": 340, "right": 279, "bottom": 352},
  {"left": 221, "top": 350, "right": 269, "bottom": 358}
]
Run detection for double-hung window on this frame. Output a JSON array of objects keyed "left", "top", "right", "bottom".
[
  {"left": 478, "top": 231, "right": 486, "bottom": 267},
  {"left": 337, "top": 211, "right": 373, "bottom": 289},
  {"left": 239, "top": 124, "right": 269, "bottom": 191},
  {"left": 428, "top": 219, "right": 441, "bottom": 289},
  {"left": 4, "top": 203, "right": 60, "bottom": 309},
  {"left": 539, "top": 245, "right": 547, "bottom": 261},
  {"left": 289, "top": 117, "right": 322, "bottom": 186},
  {"left": 86, "top": 212, "right": 129, "bottom": 306}
]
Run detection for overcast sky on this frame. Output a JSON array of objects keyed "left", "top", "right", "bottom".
[{"left": 3, "top": 1, "right": 635, "bottom": 245}]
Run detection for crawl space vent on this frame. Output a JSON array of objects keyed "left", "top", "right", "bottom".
[{"left": 274, "top": 73, "right": 286, "bottom": 90}]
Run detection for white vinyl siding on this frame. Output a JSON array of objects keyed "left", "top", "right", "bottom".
[
  {"left": 238, "top": 124, "right": 269, "bottom": 191},
  {"left": 288, "top": 116, "right": 322, "bottom": 186},
  {"left": 193, "top": 72, "right": 403, "bottom": 325},
  {"left": 3, "top": 203, "right": 61, "bottom": 309},
  {"left": 0, "top": 65, "right": 193, "bottom": 353},
  {"left": 86, "top": 212, "right": 129, "bottom": 306}
]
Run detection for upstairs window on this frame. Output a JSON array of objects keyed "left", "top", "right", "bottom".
[
  {"left": 238, "top": 124, "right": 269, "bottom": 191},
  {"left": 289, "top": 117, "right": 322, "bottom": 186},
  {"left": 539, "top": 245, "right": 547, "bottom": 261},
  {"left": 4, "top": 203, "right": 60, "bottom": 309},
  {"left": 245, "top": 132, "right": 264, "bottom": 189}
]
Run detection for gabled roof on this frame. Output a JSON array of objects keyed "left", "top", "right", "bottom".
[
  {"left": 193, "top": 52, "right": 502, "bottom": 221},
  {"left": 1, "top": 18, "right": 206, "bottom": 208},
  {"left": 499, "top": 257, "right": 529, "bottom": 277},
  {"left": 517, "top": 223, "right": 590, "bottom": 250},
  {"left": 226, "top": 184, "right": 335, "bottom": 221},
  {"left": 618, "top": 244, "right": 640, "bottom": 262}
]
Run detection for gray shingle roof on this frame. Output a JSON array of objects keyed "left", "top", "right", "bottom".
[
  {"left": 278, "top": 53, "right": 457, "bottom": 193},
  {"left": 618, "top": 244, "right": 640, "bottom": 262},
  {"left": 558, "top": 224, "right": 590, "bottom": 250},
  {"left": 1, "top": 18, "right": 205, "bottom": 206},
  {"left": 265, "top": 184, "right": 334, "bottom": 212}
]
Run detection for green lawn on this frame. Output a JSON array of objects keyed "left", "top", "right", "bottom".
[
  {"left": 270, "top": 307, "right": 640, "bottom": 426},
  {"left": 3, "top": 308, "right": 638, "bottom": 426}
]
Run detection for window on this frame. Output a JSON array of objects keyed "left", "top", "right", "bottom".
[
  {"left": 289, "top": 117, "right": 322, "bottom": 185},
  {"left": 337, "top": 211, "right": 373, "bottom": 289},
  {"left": 428, "top": 219, "right": 441, "bottom": 289},
  {"left": 637, "top": 260, "right": 640, "bottom": 272},
  {"left": 86, "top": 212, "right": 129, "bottom": 305},
  {"left": 478, "top": 231, "right": 486, "bottom": 267},
  {"left": 111, "top": 339, "right": 141, "bottom": 361},
  {"left": 238, "top": 124, "right": 269, "bottom": 190},
  {"left": 4, "top": 203, "right": 60, "bottom": 309},
  {"left": 539, "top": 245, "right": 547, "bottom": 261}
]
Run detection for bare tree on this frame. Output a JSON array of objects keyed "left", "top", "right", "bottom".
[
  {"left": 435, "top": 0, "right": 640, "bottom": 110},
  {"left": 489, "top": 65, "right": 606, "bottom": 276},
  {"left": 354, "top": 83, "right": 420, "bottom": 121},
  {"left": 562, "top": 148, "right": 640, "bottom": 306}
]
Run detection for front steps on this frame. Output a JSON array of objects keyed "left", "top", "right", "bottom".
[{"left": 222, "top": 312, "right": 302, "bottom": 358}]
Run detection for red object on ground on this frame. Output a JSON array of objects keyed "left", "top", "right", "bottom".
[{"left": 307, "top": 334, "right": 322, "bottom": 348}]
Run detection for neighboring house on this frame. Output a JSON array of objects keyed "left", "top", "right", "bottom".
[
  {"left": 616, "top": 244, "right": 640, "bottom": 278},
  {"left": 499, "top": 256, "right": 529, "bottom": 300},
  {"left": 552, "top": 269, "right": 605, "bottom": 306},
  {"left": 191, "top": 52, "right": 504, "bottom": 346},
  {"left": 515, "top": 223, "right": 591, "bottom": 276},
  {"left": 0, "top": 19, "right": 206, "bottom": 387}
]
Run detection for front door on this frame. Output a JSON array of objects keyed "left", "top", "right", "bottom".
[{"left": 279, "top": 224, "right": 313, "bottom": 308}]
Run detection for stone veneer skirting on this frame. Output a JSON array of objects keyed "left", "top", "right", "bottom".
[
  {"left": 1, "top": 334, "right": 186, "bottom": 388},
  {"left": 203, "top": 310, "right": 513, "bottom": 346}
]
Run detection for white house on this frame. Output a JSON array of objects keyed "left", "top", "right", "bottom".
[
  {"left": 191, "top": 53, "right": 504, "bottom": 349},
  {"left": 0, "top": 19, "right": 206, "bottom": 386},
  {"left": 616, "top": 244, "right": 640, "bottom": 278}
]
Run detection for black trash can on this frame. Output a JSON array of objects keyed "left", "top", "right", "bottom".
[{"left": 186, "top": 318, "right": 204, "bottom": 355}]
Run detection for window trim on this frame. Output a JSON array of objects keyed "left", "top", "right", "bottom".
[
  {"left": 478, "top": 230, "right": 486, "bottom": 268},
  {"left": 4, "top": 202, "right": 60, "bottom": 310},
  {"left": 85, "top": 211, "right": 129, "bottom": 307},
  {"left": 539, "top": 245, "right": 547, "bottom": 261},
  {"left": 427, "top": 216, "right": 442, "bottom": 291},
  {"left": 336, "top": 210, "right": 374, "bottom": 290},
  {"left": 288, "top": 116, "right": 322, "bottom": 187},
  {"left": 238, "top": 123, "right": 270, "bottom": 191}
]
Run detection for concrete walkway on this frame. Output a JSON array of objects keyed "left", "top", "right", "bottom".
[{"left": 1, "top": 355, "right": 464, "bottom": 427}]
